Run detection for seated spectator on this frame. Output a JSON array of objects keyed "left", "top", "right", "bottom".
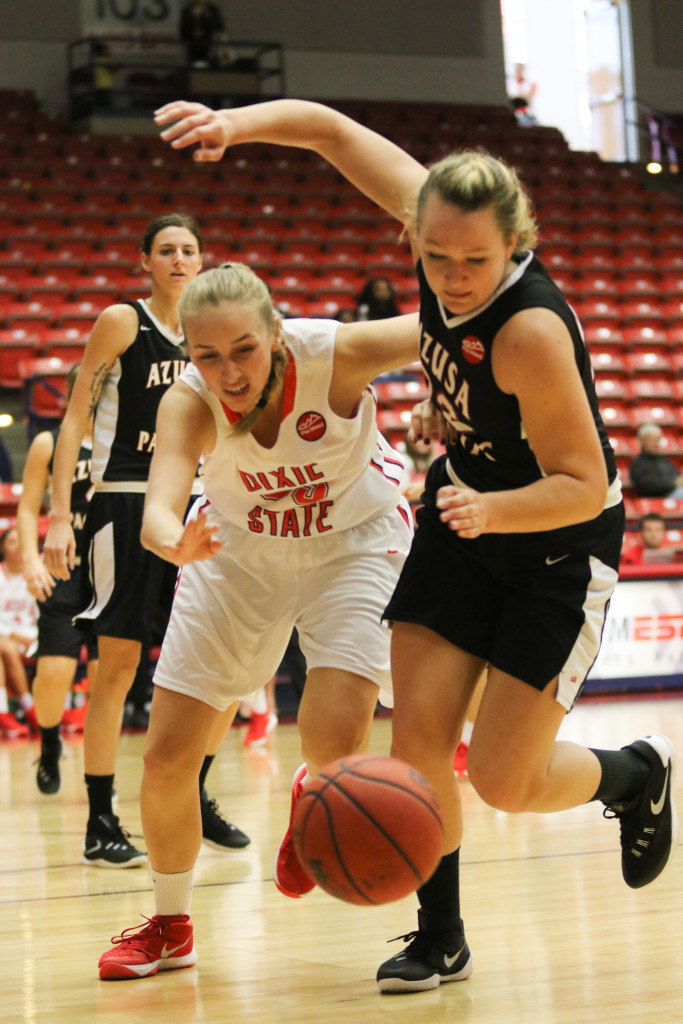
[
  {"left": 629, "top": 423, "right": 683, "bottom": 498},
  {"left": 333, "top": 307, "right": 356, "bottom": 324},
  {"left": 356, "top": 276, "right": 401, "bottom": 320},
  {"left": 620, "top": 513, "right": 683, "bottom": 566},
  {"left": 0, "top": 527, "right": 38, "bottom": 734}
]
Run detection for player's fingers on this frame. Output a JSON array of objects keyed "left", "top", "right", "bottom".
[{"left": 154, "top": 100, "right": 205, "bottom": 124}]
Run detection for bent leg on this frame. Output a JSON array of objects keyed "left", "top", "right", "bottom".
[
  {"left": 297, "top": 666, "right": 380, "bottom": 776},
  {"left": 468, "top": 667, "right": 601, "bottom": 813},
  {"left": 33, "top": 656, "right": 78, "bottom": 728}
]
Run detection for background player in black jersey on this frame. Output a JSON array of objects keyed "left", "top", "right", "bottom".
[
  {"left": 155, "top": 100, "right": 678, "bottom": 993},
  {"left": 43, "top": 214, "right": 249, "bottom": 865},
  {"left": 17, "top": 364, "right": 99, "bottom": 795}
]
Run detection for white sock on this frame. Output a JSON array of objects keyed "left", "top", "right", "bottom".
[
  {"left": 152, "top": 867, "right": 194, "bottom": 917},
  {"left": 19, "top": 693, "right": 34, "bottom": 711},
  {"left": 0, "top": 689, "right": 8, "bottom": 714},
  {"left": 251, "top": 688, "right": 268, "bottom": 714},
  {"left": 461, "top": 720, "right": 474, "bottom": 747}
]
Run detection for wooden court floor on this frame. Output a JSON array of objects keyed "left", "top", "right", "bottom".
[{"left": 2, "top": 694, "right": 683, "bottom": 1024}]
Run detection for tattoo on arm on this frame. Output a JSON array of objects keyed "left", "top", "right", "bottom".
[{"left": 88, "top": 363, "right": 109, "bottom": 417}]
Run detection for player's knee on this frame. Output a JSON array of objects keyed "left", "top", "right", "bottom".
[
  {"left": 468, "top": 757, "right": 539, "bottom": 813},
  {"left": 142, "top": 742, "right": 183, "bottom": 791}
]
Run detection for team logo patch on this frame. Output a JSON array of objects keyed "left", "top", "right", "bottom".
[
  {"left": 297, "top": 411, "right": 326, "bottom": 441},
  {"left": 462, "top": 336, "right": 485, "bottom": 364}
]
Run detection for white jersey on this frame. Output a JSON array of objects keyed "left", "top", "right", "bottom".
[
  {"left": 180, "top": 318, "right": 406, "bottom": 539},
  {"left": 0, "top": 565, "right": 38, "bottom": 643}
]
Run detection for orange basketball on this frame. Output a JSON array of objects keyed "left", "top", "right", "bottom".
[{"left": 292, "top": 754, "right": 443, "bottom": 905}]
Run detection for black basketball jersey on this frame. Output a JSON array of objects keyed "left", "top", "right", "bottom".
[
  {"left": 48, "top": 428, "right": 93, "bottom": 557},
  {"left": 417, "top": 253, "right": 617, "bottom": 493},
  {"left": 91, "top": 300, "right": 187, "bottom": 485}
]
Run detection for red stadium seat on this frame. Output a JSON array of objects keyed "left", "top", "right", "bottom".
[
  {"left": 624, "top": 351, "right": 675, "bottom": 375},
  {"left": 626, "top": 377, "right": 675, "bottom": 402},
  {"left": 4, "top": 301, "right": 53, "bottom": 333},
  {"left": 619, "top": 299, "right": 663, "bottom": 324},
  {"left": 54, "top": 301, "right": 105, "bottom": 331},
  {"left": 630, "top": 403, "right": 682, "bottom": 429},
  {"left": 594, "top": 377, "right": 629, "bottom": 402},
  {"left": 0, "top": 329, "right": 41, "bottom": 387},
  {"left": 622, "top": 325, "right": 668, "bottom": 349},
  {"left": 590, "top": 348, "right": 627, "bottom": 376},
  {"left": 600, "top": 401, "right": 634, "bottom": 430}
]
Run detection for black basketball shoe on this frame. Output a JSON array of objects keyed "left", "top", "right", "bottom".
[
  {"left": 603, "top": 733, "right": 678, "bottom": 889},
  {"left": 83, "top": 813, "right": 148, "bottom": 868},
  {"left": 377, "top": 911, "right": 473, "bottom": 993},
  {"left": 200, "top": 789, "right": 251, "bottom": 851},
  {"left": 35, "top": 740, "right": 63, "bottom": 795}
]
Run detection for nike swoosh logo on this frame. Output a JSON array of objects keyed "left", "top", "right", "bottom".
[
  {"left": 140, "top": 325, "right": 152, "bottom": 331},
  {"left": 161, "top": 941, "right": 188, "bottom": 958},
  {"left": 651, "top": 762, "right": 670, "bottom": 815},
  {"left": 546, "top": 555, "right": 569, "bottom": 565},
  {"left": 444, "top": 947, "right": 463, "bottom": 969},
  {"left": 84, "top": 839, "right": 102, "bottom": 855}
]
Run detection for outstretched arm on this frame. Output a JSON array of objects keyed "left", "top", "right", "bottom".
[
  {"left": 155, "top": 99, "right": 427, "bottom": 230},
  {"left": 141, "top": 381, "right": 219, "bottom": 565}
]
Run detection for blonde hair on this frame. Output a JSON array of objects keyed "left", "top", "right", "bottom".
[
  {"left": 413, "top": 149, "right": 538, "bottom": 254},
  {"left": 179, "top": 263, "right": 287, "bottom": 436}
]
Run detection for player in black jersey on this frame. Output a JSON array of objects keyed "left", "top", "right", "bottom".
[
  {"left": 43, "top": 214, "right": 249, "bottom": 866},
  {"left": 17, "top": 364, "right": 98, "bottom": 795},
  {"left": 156, "top": 100, "right": 678, "bottom": 992}
]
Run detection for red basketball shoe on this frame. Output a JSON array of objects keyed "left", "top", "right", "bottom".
[
  {"left": 24, "top": 705, "right": 39, "bottom": 734},
  {"left": 62, "top": 704, "right": 87, "bottom": 734},
  {"left": 0, "top": 712, "right": 29, "bottom": 739},
  {"left": 243, "top": 710, "right": 278, "bottom": 748},
  {"left": 273, "top": 763, "right": 316, "bottom": 898},
  {"left": 98, "top": 914, "right": 197, "bottom": 980},
  {"left": 453, "top": 741, "right": 469, "bottom": 780}
]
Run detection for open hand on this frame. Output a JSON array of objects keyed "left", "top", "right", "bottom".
[
  {"left": 162, "top": 511, "right": 222, "bottom": 565},
  {"left": 155, "top": 101, "right": 233, "bottom": 162}
]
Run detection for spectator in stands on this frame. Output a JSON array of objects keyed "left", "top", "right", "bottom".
[
  {"left": 629, "top": 423, "right": 683, "bottom": 499},
  {"left": 620, "top": 512, "right": 683, "bottom": 566},
  {"left": 0, "top": 438, "right": 13, "bottom": 483},
  {"left": 334, "top": 307, "right": 356, "bottom": 324},
  {"left": 179, "top": 1, "right": 225, "bottom": 68},
  {"left": 508, "top": 62, "right": 538, "bottom": 126},
  {"left": 356, "top": 276, "right": 401, "bottom": 321}
]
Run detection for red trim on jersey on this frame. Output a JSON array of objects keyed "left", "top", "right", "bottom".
[
  {"left": 281, "top": 353, "right": 297, "bottom": 420},
  {"left": 370, "top": 453, "right": 402, "bottom": 486},
  {"left": 397, "top": 503, "right": 411, "bottom": 529},
  {"left": 219, "top": 400, "right": 242, "bottom": 425}
]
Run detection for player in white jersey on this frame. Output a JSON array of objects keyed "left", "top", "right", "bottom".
[
  {"left": 0, "top": 527, "right": 38, "bottom": 736},
  {"left": 96, "top": 262, "right": 419, "bottom": 979},
  {"left": 43, "top": 214, "right": 248, "bottom": 866},
  {"left": 154, "top": 98, "right": 678, "bottom": 995}
]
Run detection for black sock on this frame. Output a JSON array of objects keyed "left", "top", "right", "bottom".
[
  {"left": 417, "top": 848, "right": 463, "bottom": 936},
  {"left": 40, "top": 724, "right": 61, "bottom": 754},
  {"left": 199, "top": 754, "right": 214, "bottom": 793},
  {"left": 589, "top": 746, "right": 651, "bottom": 804},
  {"left": 85, "top": 773, "right": 115, "bottom": 825}
]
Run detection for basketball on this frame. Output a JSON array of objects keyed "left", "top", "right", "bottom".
[{"left": 292, "top": 754, "right": 443, "bottom": 905}]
